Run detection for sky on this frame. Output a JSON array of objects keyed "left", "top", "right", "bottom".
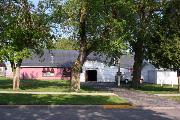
[
  {"left": 29, "top": 0, "right": 69, "bottom": 38},
  {"left": 29, "top": 0, "right": 39, "bottom": 6}
]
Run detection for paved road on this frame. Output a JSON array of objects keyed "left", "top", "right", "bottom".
[{"left": 0, "top": 106, "right": 180, "bottom": 120}]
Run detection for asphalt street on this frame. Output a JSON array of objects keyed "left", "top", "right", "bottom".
[{"left": 0, "top": 106, "right": 180, "bottom": 120}]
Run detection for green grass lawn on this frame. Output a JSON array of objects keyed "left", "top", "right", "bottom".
[
  {"left": 135, "top": 83, "right": 179, "bottom": 94},
  {"left": 0, "top": 93, "right": 129, "bottom": 105},
  {"left": 0, "top": 77, "right": 98, "bottom": 92},
  {"left": 168, "top": 96, "right": 180, "bottom": 102},
  {"left": 0, "top": 77, "right": 130, "bottom": 105}
]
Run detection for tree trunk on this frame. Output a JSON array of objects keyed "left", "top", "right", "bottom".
[
  {"left": 71, "top": 51, "right": 87, "bottom": 91},
  {"left": 132, "top": 40, "right": 143, "bottom": 88},
  {"left": 70, "top": 1, "right": 88, "bottom": 91},
  {"left": 13, "top": 62, "right": 21, "bottom": 90},
  {"left": 178, "top": 76, "right": 180, "bottom": 93}
]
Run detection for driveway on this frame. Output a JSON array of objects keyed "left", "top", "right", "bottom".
[
  {"left": 0, "top": 106, "right": 180, "bottom": 120},
  {"left": 82, "top": 82, "right": 180, "bottom": 107}
]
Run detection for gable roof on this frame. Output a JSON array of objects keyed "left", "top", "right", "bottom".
[
  {"left": 21, "top": 50, "right": 108, "bottom": 67},
  {"left": 120, "top": 55, "right": 134, "bottom": 68},
  {"left": 21, "top": 50, "right": 134, "bottom": 68}
]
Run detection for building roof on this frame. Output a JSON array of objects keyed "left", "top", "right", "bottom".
[
  {"left": 21, "top": 50, "right": 108, "bottom": 67},
  {"left": 120, "top": 55, "right": 134, "bottom": 68},
  {"left": 21, "top": 50, "right": 134, "bottom": 68}
]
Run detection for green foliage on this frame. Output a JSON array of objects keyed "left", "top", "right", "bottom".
[
  {"left": 54, "top": 38, "right": 79, "bottom": 50},
  {"left": 0, "top": 0, "right": 54, "bottom": 64},
  {"left": 146, "top": 0, "right": 180, "bottom": 70},
  {"left": 52, "top": 0, "right": 127, "bottom": 55}
]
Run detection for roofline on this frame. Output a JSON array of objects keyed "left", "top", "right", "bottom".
[{"left": 20, "top": 66, "right": 70, "bottom": 68}]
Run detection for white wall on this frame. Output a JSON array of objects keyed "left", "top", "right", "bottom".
[
  {"left": 81, "top": 60, "right": 179, "bottom": 84},
  {"left": 146, "top": 69, "right": 178, "bottom": 85},
  {"left": 0, "top": 67, "right": 6, "bottom": 76},
  {"left": 141, "top": 63, "right": 155, "bottom": 83},
  {"left": 5, "top": 62, "right": 13, "bottom": 78},
  {"left": 148, "top": 70, "right": 157, "bottom": 83},
  {"left": 156, "top": 71, "right": 178, "bottom": 85},
  {"left": 80, "top": 61, "right": 128, "bottom": 82}
]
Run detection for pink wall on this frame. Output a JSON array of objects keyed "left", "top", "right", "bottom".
[{"left": 20, "top": 67, "right": 71, "bottom": 80}]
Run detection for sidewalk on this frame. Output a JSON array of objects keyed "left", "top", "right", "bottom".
[{"left": 0, "top": 91, "right": 117, "bottom": 96}]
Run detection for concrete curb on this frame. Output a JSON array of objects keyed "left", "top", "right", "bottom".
[
  {"left": 0, "top": 104, "right": 134, "bottom": 109},
  {"left": 0, "top": 91, "right": 118, "bottom": 96},
  {"left": 102, "top": 105, "right": 134, "bottom": 109},
  {"left": 1, "top": 105, "right": 180, "bottom": 110},
  {"left": 139, "top": 106, "right": 180, "bottom": 110},
  {"left": 0, "top": 105, "right": 102, "bottom": 109}
]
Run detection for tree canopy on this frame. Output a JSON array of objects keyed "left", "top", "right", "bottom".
[
  {"left": 54, "top": 38, "right": 79, "bottom": 50},
  {"left": 146, "top": 0, "right": 180, "bottom": 70},
  {"left": 0, "top": 0, "right": 54, "bottom": 90},
  {"left": 1, "top": 0, "right": 180, "bottom": 91}
]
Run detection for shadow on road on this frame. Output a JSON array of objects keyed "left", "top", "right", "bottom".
[{"left": 0, "top": 106, "right": 178, "bottom": 120}]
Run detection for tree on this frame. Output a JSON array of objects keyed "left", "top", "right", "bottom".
[
  {"left": 110, "top": 0, "right": 163, "bottom": 88},
  {"left": 130, "top": 1, "right": 164, "bottom": 88},
  {"left": 54, "top": 38, "right": 79, "bottom": 50},
  {"left": 0, "top": 0, "right": 53, "bottom": 90},
  {"left": 52, "top": 0, "right": 127, "bottom": 91},
  {"left": 145, "top": 0, "right": 180, "bottom": 92}
]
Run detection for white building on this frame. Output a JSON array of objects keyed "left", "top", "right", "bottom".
[
  {"left": 80, "top": 55, "right": 134, "bottom": 82},
  {"left": 80, "top": 55, "right": 178, "bottom": 85},
  {"left": 0, "top": 63, "right": 6, "bottom": 77},
  {"left": 141, "top": 61, "right": 178, "bottom": 85}
]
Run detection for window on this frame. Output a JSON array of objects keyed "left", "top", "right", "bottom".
[
  {"left": 62, "top": 68, "right": 71, "bottom": 77},
  {"left": 42, "top": 68, "right": 55, "bottom": 77}
]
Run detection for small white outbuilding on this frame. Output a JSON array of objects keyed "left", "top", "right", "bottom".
[{"left": 141, "top": 61, "right": 178, "bottom": 85}]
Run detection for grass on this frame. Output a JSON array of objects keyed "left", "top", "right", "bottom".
[
  {"left": 0, "top": 77, "right": 130, "bottom": 105},
  {"left": 0, "top": 77, "right": 98, "bottom": 92},
  {"left": 168, "top": 96, "right": 180, "bottom": 102},
  {"left": 0, "top": 94, "right": 129, "bottom": 105},
  {"left": 135, "top": 83, "right": 179, "bottom": 94}
]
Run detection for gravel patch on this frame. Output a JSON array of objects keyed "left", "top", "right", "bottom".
[{"left": 81, "top": 82, "right": 180, "bottom": 107}]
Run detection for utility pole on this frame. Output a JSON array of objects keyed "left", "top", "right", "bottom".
[
  {"left": 178, "top": 69, "right": 180, "bottom": 93},
  {"left": 117, "top": 58, "right": 121, "bottom": 86}
]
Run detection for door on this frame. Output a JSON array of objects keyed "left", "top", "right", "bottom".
[{"left": 86, "top": 70, "right": 97, "bottom": 81}]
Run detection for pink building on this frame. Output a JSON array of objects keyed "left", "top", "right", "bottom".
[
  {"left": 20, "top": 67, "right": 71, "bottom": 80},
  {"left": 20, "top": 50, "right": 77, "bottom": 80}
]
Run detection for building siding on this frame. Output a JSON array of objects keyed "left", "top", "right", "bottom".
[
  {"left": 80, "top": 61, "right": 130, "bottom": 82},
  {"left": 143, "top": 63, "right": 178, "bottom": 85},
  {"left": 156, "top": 71, "right": 178, "bottom": 85},
  {"left": 20, "top": 67, "right": 71, "bottom": 80}
]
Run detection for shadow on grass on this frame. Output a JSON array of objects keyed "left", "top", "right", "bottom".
[
  {"left": 0, "top": 78, "right": 13, "bottom": 89},
  {"left": 0, "top": 77, "right": 70, "bottom": 91},
  {"left": 0, "top": 77, "right": 99, "bottom": 92},
  {"left": 136, "top": 83, "right": 178, "bottom": 94},
  {"left": 0, "top": 94, "right": 128, "bottom": 105},
  {"left": 20, "top": 79, "right": 70, "bottom": 90}
]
